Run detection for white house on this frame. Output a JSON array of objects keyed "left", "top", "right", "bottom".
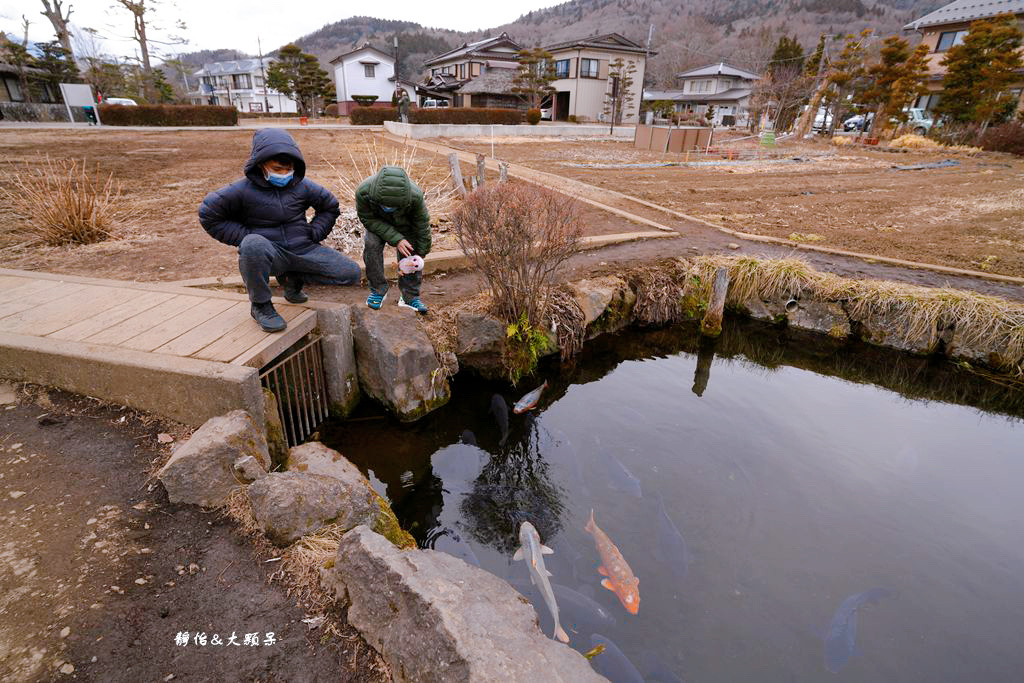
[
  {"left": 543, "top": 33, "right": 649, "bottom": 123},
  {"left": 191, "top": 59, "right": 298, "bottom": 113},
  {"left": 330, "top": 44, "right": 417, "bottom": 115},
  {"left": 644, "top": 62, "right": 759, "bottom": 126}
]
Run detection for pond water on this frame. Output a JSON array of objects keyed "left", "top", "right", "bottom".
[{"left": 322, "top": 320, "right": 1024, "bottom": 682}]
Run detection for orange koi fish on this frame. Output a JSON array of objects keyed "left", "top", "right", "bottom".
[{"left": 584, "top": 509, "right": 640, "bottom": 615}]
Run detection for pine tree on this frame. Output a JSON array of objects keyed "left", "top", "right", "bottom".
[
  {"left": 935, "top": 13, "right": 1023, "bottom": 130},
  {"left": 769, "top": 35, "right": 804, "bottom": 77},
  {"left": 805, "top": 34, "right": 826, "bottom": 76},
  {"left": 267, "top": 44, "right": 332, "bottom": 116},
  {"left": 603, "top": 58, "right": 637, "bottom": 134},
  {"left": 861, "top": 36, "right": 929, "bottom": 138},
  {"left": 511, "top": 48, "right": 555, "bottom": 109}
]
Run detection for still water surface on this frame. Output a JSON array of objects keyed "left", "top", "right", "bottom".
[{"left": 325, "top": 323, "right": 1024, "bottom": 682}]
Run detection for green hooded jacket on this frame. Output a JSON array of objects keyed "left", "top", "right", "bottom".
[{"left": 355, "top": 166, "right": 431, "bottom": 256}]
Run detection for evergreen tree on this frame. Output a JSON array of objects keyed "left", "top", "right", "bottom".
[
  {"left": 267, "top": 44, "right": 333, "bottom": 116},
  {"left": 35, "top": 41, "right": 81, "bottom": 98},
  {"left": 0, "top": 33, "right": 35, "bottom": 103},
  {"left": 935, "top": 13, "right": 1024, "bottom": 129},
  {"left": 861, "top": 36, "right": 929, "bottom": 138},
  {"left": 769, "top": 35, "right": 804, "bottom": 77},
  {"left": 603, "top": 58, "right": 637, "bottom": 133},
  {"left": 805, "top": 34, "right": 826, "bottom": 76},
  {"left": 511, "top": 48, "right": 555, "bottom": 109}
]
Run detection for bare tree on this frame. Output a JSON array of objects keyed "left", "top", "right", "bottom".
[
  {"left": 40, "top": 0, "right": 74, "bottom": 59},
  {"left": 111, "top": 0, "right": 186, "bottom": 100},
  {"left": 750, "top": 62, "right": 812, "bottom": 132}
]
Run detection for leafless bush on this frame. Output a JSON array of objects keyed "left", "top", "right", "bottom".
[
  {"left": 1, "top": 157, "right": 132, "bottom": 246},
  {"left": 452, "top": 182, "right": 582, "bottom": 330}
]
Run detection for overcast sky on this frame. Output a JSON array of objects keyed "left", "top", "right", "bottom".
[{"left": 0, "top": 0, "right": 561, "bottom": 61}]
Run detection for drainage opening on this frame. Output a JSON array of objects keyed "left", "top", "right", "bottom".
[{"left": 259, "top": 335, "right": 328, "bottom": 447}]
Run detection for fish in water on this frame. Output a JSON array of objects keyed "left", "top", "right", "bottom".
[
  {"left": 601, "top": 449, "right": 642, "bottom": 498},
  {"left": 489, "top": 394, "right": 509, "bottom": 445},
  {"left": 460, "top": 429, "right": 477, "bottom": 446},
  {"left": 584, "top": 509, "right": 640, "bottom": 614},
  {"left": 508, "top": 579, "right": 617, "bottom": 633},
  {"left": 513, "top": 381, "right": 548, "bottom": 414},
  {"left": 824, "top": 588, "right": 891, "bottom": 673},
  {"left": 589, "top": 634, "right": 644, "bottom": 683},
  {"left": 513, "top": 521, "right": 569, "bottom": 643},
  {"left": 655, "top": 492, "right": 692, "bottom": 580}
]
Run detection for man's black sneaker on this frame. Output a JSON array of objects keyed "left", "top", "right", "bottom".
[
  {"left": 278, "top": 273, "right": 308, "bottom": 304},
  {"left": 251, "top": 301, "right": 287, "bottom": 332}
]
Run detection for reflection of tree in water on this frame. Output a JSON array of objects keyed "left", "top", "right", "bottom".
[{"left": 461, "top": 416, "right": 565, "bottom": 555}]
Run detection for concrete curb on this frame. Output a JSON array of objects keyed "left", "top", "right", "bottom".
[
  {"left": 384, "top": 120, "right": 635, "bottom": 139},
  {"left": 0, "top": 331, "right": 264, "bottom": 427}
]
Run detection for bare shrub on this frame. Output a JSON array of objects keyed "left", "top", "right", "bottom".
[
  {"left": 1, "top": 157, "right": 132, "bottom": 246},
  {"left": 453, "top": 182, "right": 582, "bottom": 380}
]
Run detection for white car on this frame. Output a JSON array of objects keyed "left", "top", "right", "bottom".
[
  {"left": 421, "top": 99, "right": 449, "bottom": 108},
  {"left": 903, "top": 108, "right": 933, "bottom": 135},
  {"left": 104, "top": 97, "right": 137, "bottom": 106},
  {"left": 540, "top": 107, "right": 552, "bottom": 120}
]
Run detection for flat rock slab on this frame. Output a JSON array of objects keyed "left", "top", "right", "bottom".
[
  {"left": 157, "top": 409, "right": 269, "bottom": 508},
  {"left": 321, "top": 526, "right": 606, "bottom": 682},
  {"left": 788, "top": 300, "right": 850, "bottom": 339},
  {"left": 353, "top": 308, "right": 451, "bottom": 421}
]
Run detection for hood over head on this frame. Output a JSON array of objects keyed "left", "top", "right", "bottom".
[
  {"left": 367, "top": 166, "right": 414, "bottom": 210},
  {"left": 244, "top": 128, "right": 306, "bottom": 187}
]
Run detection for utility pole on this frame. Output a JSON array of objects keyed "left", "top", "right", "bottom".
[
  {"left": 641, "top": 23, "right": 654, "bottom": 124},
  {"left": 257, "top": 36, "right": 271, "bottom": 113},
  {"left": 393, "top": 34, "right": 400, "bottom": 98}
]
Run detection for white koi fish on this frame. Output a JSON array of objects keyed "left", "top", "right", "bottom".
[{"left": 513, "top": 521, "right": 569, "bottom": 643}]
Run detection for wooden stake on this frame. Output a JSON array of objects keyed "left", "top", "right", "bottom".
[
  {"left": 476, "top": 153, "right": 486, "bottom": 187},
  {"left": 448, "top": 153, "right": 467, "bottom": 199},
  {"left": 700, "top": 267, "right": 729, "bottom": 337},
  {"left": 691, "top": 338, "right": 715, "bottom": 396},
  {"left": 499, "top": 162, "right": 508, "bottom": 182}
]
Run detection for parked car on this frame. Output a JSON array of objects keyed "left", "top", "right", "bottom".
[
  {"left": 421, "top": 99, "right": 449, "bottom": 108},
  {"left": 843, "top": 113, "right": 873, "bottom": 132},
  {"left": 540, "top": 97, "right": 552, "bottom": 120},
  {"left": 812, "top": 108, "right": 833, "bottom": 131},
  {"left": 104, "top": 97, "right": 137, "bottom": 106},
  {"left": 902, "top": 107, "right": 933, "bottom": 135}
]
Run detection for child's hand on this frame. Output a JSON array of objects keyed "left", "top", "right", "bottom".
[{"left": 397, "top": 239, "right": 414, "bottom": 257}]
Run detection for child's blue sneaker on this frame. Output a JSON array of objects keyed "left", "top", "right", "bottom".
[
  {"left": 366, "top": 291, "right": 387, "bottom": 310},
  {"left": 398, "top": 297, "right": 428, "bottom": 315}
]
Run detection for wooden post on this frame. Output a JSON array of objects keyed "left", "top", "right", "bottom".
[
  {"left": 448, "top": 153, "right": 467, "bottom": 200},
  {"left": 691, "top": 338, "right": 715, "bottom": 397},
  {"left": 499, "top": 162, "right": 508, "bottom": 182},
  {"left": 470, "top": 175, "right": 478, "bottom": 191},
  {"left": 476, "top": 153, "right": 486, "bottom": 187},
  {"left": 700, "top": 267, "right": 729, "bottom": 337}
]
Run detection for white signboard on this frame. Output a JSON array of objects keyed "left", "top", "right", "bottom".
[{"left": 58, "top": 83, "right": 100, "bottom": 124}]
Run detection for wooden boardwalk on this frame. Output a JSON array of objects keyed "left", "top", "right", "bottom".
[{"left": 0, "top": 268, "right": 317, "bottom": 369}]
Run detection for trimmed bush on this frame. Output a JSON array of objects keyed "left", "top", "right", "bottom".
[
  {"left": 526, "top": 107, "right": 541, "bottom": 125},
  {"left": 99, "top": 104, "right": 238, "bottom": 126},
  {"left": 324, "top": 103, "right": 340, "bottom": 117},
  {"left": 567, "top": 115, "right": 578, "bottom": 123},
  {"left": 350, "top": 107, "right": 397, "bottom": 125},
  {"left": 352, "top": 95, "right": 379, "bottom": 106},
  {"left": 978, "top": 122, "right": 1024, "bottom": 156}
]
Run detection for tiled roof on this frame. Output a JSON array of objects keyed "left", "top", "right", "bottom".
[
  {"left": 544, "top": 32, "right": 647, "bottom": 55},
  {"left": 904, "top": 0, "right": 1024, "bottom": 30},
  {"left": 194, "top": 59, "right": 266, "bottom": 76},
  {"left": 457, "top": 70, "right": 517, "bottom": 95},
  {"left": 676, "top": 62, "right": 760, "bottom": 80}
]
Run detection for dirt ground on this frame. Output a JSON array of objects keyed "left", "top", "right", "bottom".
[
  {"left": 0, "top": 383, "right": 387, "bottom": 682},
  {"left": 438, "top": 136, "right": 1024, "bottom": 279}
]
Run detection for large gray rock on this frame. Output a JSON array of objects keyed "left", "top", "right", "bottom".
[
  {"left": 845, "top": 303, "right": 938, "bottom": 354},
  {"left": 250, "top": 442, "right": 415, "bottom": 548},
  {"left": 565, "top": 276, "right": 636, "bottom": 338},
  {"left": 787, "top": 300, "right": 850, "bottom": 339},
  {"left": 157, "top": 410, "right": 269, "bottom": 507},
  {"left": 261, "top": 388, "right": 288, "bottom": 471},
  {"left": 353, "top": 308, "right": 450, "bottom": 421},
  {"left": 455, "top": 310, "right": 506, "bottom": 378},
  {"left": 318, "top": 305, "right": 361, "bottom": 417},
  {"left": 321, "top": 526, "right": 607, "bottom": 683},
  {"left": 946, "top": 326, "right": 1008, "bottom": 367}
]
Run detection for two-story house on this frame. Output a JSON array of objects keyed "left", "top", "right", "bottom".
[
  {"left": 904, "top": 0, "right": 1024, "bottom": 114},
  {"left": 329, "top": 44, "right": 417, "bottom": 115},
  {"left": 643, "top": 62, "right": 759, "bottom": 126},
  {"left": 544, "top": 33, "right": 649, "bottom": 123},
  {"left": 419, "top": 32, "right": 523, "bottom": 107},
  {"left": 190, "top": 59, "right": 298, "bottom": 113}
]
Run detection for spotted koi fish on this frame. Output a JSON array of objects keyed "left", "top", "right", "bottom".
[{"left": 584, "top": 509, "right": 640, "bottom": 615}]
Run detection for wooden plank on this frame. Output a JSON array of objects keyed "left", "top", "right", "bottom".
[
  {"left": 0, "top": 282, "right": 88, "bottom": 320},
  {"left": 152, "top": 301, "right": 250, "bottom": 357},
  {"left": 47, "top": 290, "right": 175, "bottom": 341},
  {"left": 120, "top": 297, "right": 237, "bottom": 352},
  {"left": 230, "top": 309, "right": 319, "bottom": 368},
  {"left": 0, "top": 277, "right": 53, "bottom": 304},
  {"left": 192, "top": 304, "right": 306, "bottom": 363},
  {"left": 0, "top": 285, "right": 126, "bottom": 336},
  {"left": 0, "top": 275, "right": 32, "bottom": 291},
  {"left": 84, "top": 295, "right": 204, "bottom": 346}
]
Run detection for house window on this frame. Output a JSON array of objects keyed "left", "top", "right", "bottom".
[
  {"left": 471, "top": 62, "right": 481, "bottom": 77},
  {"left": 459, "top": 63, "right": 466, "bottom": 79},
  {"left": 554, "top": 59, "right": 570, "bottom": 78},
  {"left": 364, "top": 64, "right": 375, "bottom": 78},
  {"left": 3, "top": 76, "right": 24, "bottom": 102},
  {"left": 936, "top": 30, "right": 967, "bottom": 51},
  {"left": 232, "top": 74, "right": 251, "bottom": 89},
  {"left": 38, "top": 82, "right": 57, "bottom": 103},
  {"left": 580, "top": 58, "right": 599, "bottom": 78}
]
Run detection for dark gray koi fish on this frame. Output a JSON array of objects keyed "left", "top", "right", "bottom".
[
  {"left": 824, "top": 588, "right": 891, "bottom": 673},
  {"left": 601, "top": 449, "right": 642, "bottom": 498},
  {"left": 656, "top": 492, "right": 692, "bottom": 580},
  {"left": 490, "top": 394, "right": 509, "bottom": 445},
  {"left": 590, "top": 634, "right": 643, "bottom": 683}
]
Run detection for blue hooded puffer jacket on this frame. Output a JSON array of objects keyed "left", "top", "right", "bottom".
[{"left": 198, "top": 129, "right": 340, "bottom": 254}]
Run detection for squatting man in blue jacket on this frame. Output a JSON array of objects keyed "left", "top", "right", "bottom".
[{"left": 199, "top": 129, "right": 361, "bottom": 332}]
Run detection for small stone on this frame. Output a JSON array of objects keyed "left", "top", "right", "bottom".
[
  {"left": 135, "top": 578, "right": 147, "bottom": 585},
  {"left": 90, "top": 603, "right": 102, "bottom": 609},
  {"left": 727, "top": 242, "right": 740, "bottom": 249},
  {"left": 188, "top": 563, "right": 199, "bottom": 575},
  {"left": 86, "top": 518, "right": 97, "bottom": 525},
  {"left": 91, "top": 656, "right": 97, "bottom": 663},
  {"left": 9, "top": 491, "right": 25, "bottom": 499},
  {"left": 164, "top": 674, "right": 175, "bottom": 681},
  {"left": 60, "top": 626, "right": 70, "bottom": 638},
  {"left": 10, "top": 443, "right": 22, "bottom": 451},
  {"left": 60, "top": 663, "right": 74, "bottom": 674},
  {"left": 157, "top": 433, "right": 174, "bottom": 444}
]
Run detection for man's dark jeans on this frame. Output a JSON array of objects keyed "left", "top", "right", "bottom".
[{"left": 239, "top": 233, "right": 360, "bottom": 303}]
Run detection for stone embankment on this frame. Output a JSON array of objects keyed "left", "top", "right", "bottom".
[{"left": 156, "top": 410, "right": 603, "bottom": 682}]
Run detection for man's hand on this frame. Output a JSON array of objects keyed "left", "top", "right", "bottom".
[{"left": 397, "top": 239, "right": 414, "bottom": 257}]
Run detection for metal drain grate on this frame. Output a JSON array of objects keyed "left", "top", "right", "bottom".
[{"left": 259, "top": 335, "right": 329, "bottom": 447}]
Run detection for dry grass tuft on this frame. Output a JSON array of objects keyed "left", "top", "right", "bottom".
[
  {"left": 625, "top": 258, "right": 696, "bottom": 326},
  {"left": 831, "top": 136, "right": 852, "bottom": 146},
  {"left": 281, "top": 524, "right": 348, "bottom": 614},
  {"left": 324, "top": 134, "right": 459, "bottom": 220},
  {"left": 547, "top": 287, "right": 587, "bottom": 361},
  {"left": 890, "top": 134, "right": 981, "bottom": 155},
  {"left": 1, "top": 156, "right": 136, "bottom": 246}
]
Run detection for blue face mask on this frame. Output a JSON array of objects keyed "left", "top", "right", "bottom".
[
  {"left": 379, "top": 205, "right": 397, "bottom": 213},
  {"left": 265, "top": 171, "right": 293, "bottom": 187}
]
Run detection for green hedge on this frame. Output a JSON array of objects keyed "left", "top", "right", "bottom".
[
  {"left": 98, "top": 104, "right": 238, "bottom": 126},
  {"left": 350, "top": 106, "right": 526, "bottom": 125}
]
